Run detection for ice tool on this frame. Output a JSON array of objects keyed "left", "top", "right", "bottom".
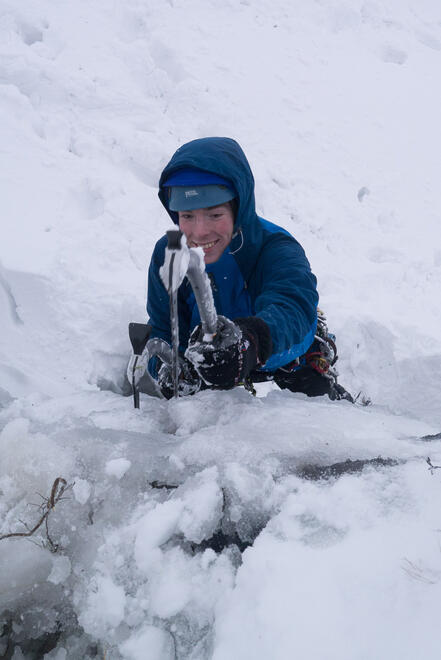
[{"left": 127, "top": 230, "right": 219, "bottom": 407}]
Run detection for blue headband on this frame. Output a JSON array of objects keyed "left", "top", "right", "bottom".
[{"left": 163, "top": 168, "right": 234, "bottom": 192}]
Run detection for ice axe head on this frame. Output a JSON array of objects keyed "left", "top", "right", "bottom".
[{"left": 159, "top": 230, "right": 190, "bottom": 294}]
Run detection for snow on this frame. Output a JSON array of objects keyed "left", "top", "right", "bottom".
[
  {"left": 105, "top": 459, "right": 131, "bottom": 480},
  {"left": 72, "top": 478, "right": 91, "bottom": 503},
  {"left": 1, "top": 0, "right": 441, "bottom": 658},
  {"left": 120, "top": 625, "right": 175, "bottom": 660},
  {"left": 79, "top": 575, "right": 127, "bottom": 637}
]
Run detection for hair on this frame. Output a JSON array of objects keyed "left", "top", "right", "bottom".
[
  {"left": 203, "top": 199, "right": 237, "bottom": 217},
  {"left": 228, "top": 198, "right": 238, "bottom": 219},
  {"left": 178, "top": 198, "right": 238, "bottom": 219}
]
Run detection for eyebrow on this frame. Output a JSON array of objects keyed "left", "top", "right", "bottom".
[
  {"left": 179, "top": 205, "right": 228, "bottom": 214},
  {"left": 207, "top": 204, "right": 228, "bottom": 210}
]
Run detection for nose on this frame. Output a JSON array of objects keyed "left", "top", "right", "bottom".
[{"left": 191, "top": 213, "right": 211, "bottom": 238}]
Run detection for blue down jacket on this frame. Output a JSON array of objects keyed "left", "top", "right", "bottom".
[{"left": 147, "top": 137, "right": 318, "bottom": 372}]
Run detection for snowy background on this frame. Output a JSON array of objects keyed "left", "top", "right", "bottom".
[{"left": 1, "top": 0, "right": 441, "bottom": 658}]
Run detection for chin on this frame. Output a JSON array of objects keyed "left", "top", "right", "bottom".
[
  {"left": 204, "top": 251, "right": 223, "bottom": 264},
  {"left": 201, "top": 244, "right": 223, "bottom": 264}
]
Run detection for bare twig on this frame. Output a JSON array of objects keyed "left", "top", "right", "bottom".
[
  {"left": 149, "top": 480, "right": 179, "bottom": 490},
  {"left": 402, "top": 558, "right": 440, "bottom": 584},
  {"left": 45, "top": 514, "right": 59, "bottom": 553},
  {"left": 0, "top": 477, "right": 70, "bottom": 546},
  {"left": 426, "top": 457, "right": 441, "bottom": 474}
]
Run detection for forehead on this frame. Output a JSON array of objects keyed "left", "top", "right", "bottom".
[{"left": 178, "top": 203, "right": 231, "bottom": 213}]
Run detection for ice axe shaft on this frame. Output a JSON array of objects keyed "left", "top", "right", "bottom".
[
  {"left": 161, "top": 230, "right": 185, "bottom": 397},
  {"left": 186, "top": 248, "right": 218, "bottom": 340},
  {"left": 159, "top": 230, "right": 219, "bottom": 397},
  {"left": 169, "top": 256, "right": 180, "bottom": 399}
]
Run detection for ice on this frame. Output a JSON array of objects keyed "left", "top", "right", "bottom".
[
  {"left": 78, "top": 575, "right": 127, "bottom": 638},
  {"left": 1, "top": 0, "right": 441, "bottom": 657},
  {"left": 0, "top": 543, "right": 52, "bottom": 608},
  {"left": 47, "top": 556, "right": 71, "bottom": 586},
  {"left": 120, "top": 625, "right": 175, "bottom": 660},
  {"left": 105, "top": 458, "right": 131, "bottom": 480},
  {"left": 174, "top": 467, "right": 223, "bottom": 543},
  {"left": 213, "top": 463, "right": 441, "bottom": 660},
  {"left": 0, "top": 418, "right": 74, "bottom": 502},
  {"left": 133, "top": 467, "right": 223, "bottom": 574},
  {"left": 44, "top": 648, "right": 67, "bottom": 660},
  {"left": 134, "top": 499, "right": 185, "bottom": 574},
  {"left": 73, "top": 479, "right": 91, "bottom": 504}
]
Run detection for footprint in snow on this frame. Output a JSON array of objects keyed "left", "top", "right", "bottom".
[{"left": 381, "top": 45, "right": 408, "bottom": 65}]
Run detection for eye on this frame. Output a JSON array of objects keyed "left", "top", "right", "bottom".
[{"left": 209, "top": 212, "right": 223, "bottom": 220}]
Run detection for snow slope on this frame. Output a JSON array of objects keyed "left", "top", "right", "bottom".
[{"left": 1, "top": 0, "right": 441, "bottom": 658}]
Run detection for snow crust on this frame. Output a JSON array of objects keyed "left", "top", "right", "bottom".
[{"left": 1, "top": 0, "right": 441, "bottom": 658}]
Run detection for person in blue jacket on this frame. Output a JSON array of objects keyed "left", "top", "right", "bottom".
[{"left": 147, "top": 136, "right": 352, "bottom": 401}]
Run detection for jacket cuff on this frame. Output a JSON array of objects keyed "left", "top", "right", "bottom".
[{"left": 234, "top": 316, "right": 273, "bottom": 365}]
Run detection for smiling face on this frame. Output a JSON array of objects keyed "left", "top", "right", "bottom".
[{"left": 178, "top": 203, "right": 235, "bottom": 264}]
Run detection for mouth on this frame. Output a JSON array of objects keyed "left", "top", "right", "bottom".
[{"left": 189, "top": 239, "right": 219, "bottom": 250}]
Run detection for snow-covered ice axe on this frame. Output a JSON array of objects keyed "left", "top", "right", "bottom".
[
  {"left": 127, "top": 229, "right": 218, "bottom": 406},
  {"left": 159, "top": 230, "right": 218, "bottom": 397},
  {"left": 160, "top": 230, "right": 188, "bottom": 398}
]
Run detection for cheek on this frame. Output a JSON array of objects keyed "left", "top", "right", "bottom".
[
  {"left": 178, "top": 220, "right": 190, "bottom": 236},
  {"left": 220, "top": 218, "right": 234, "bottom": 241}
]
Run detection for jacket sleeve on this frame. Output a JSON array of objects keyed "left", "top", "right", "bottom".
[{"left": 251, "top": 232, "right": 318, "bottom": 369}]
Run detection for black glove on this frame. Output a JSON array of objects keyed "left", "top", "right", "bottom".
[
  {"left": 185, "top": 315, "right": 272, "bottom": 389},
  {"left": 157, "top": 357, "right": 202, "bottom": 400},
  {"left": 274, "top": 365, "right": 334, "bottom": 397},
  {"left": 274, "top": 365, "right": 354, "bottom": 401}
]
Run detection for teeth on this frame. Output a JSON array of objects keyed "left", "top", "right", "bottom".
[{"left": 192, "top": 240, "right": 217, "bottom": 249}]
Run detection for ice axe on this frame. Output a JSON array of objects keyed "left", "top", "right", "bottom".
[
  {"left": 159, "top": 230, "right": 219, "bottom": 397},
  {"left": 127, "top": 229, "right": 218, "bottom": 406}
]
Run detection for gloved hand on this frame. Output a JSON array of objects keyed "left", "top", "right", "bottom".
[
  {"left": 157, "top": 357, "right": 202, "bottom": 400},
  {"left": 185, "top": 315, "right": 272, "bottom": 389}
]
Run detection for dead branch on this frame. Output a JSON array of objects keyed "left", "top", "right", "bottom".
[
  {"left": 402, "top": 558, "right": 440, "bottom": 584},
  {"left": 0, "top": 477, "right": 71, "bottom": 546},
  {"left": 426, "top": 457, "right": 441, "bottom": 474}
]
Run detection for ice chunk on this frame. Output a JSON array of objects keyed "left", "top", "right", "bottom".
[
  {"left": 175, "top": 466, "right": 223, "bottom": 543},
  {"left": 134, "top": 499, "right": 183, "bottom": 574},
  {"left": 79, "top": 575, "right": 126, "bottom": 637},
  {"left": 47, "top": 556, "right": 71, "bottom": 585},
  {"left": 120, "top": 625, "right": 174, "bottom": 660},
  {"left": 105, "top": 458, "right": 131, "bottom": 479},
  {"left": 73, "top": 478, "right": 91, "bottom": 504},
  {"left": 134, "top": 467, "right": 222, "bottom": 574}
]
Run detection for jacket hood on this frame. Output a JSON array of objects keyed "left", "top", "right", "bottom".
[{"left": 158, "top": 137, "right": 257, "bottom": 233}]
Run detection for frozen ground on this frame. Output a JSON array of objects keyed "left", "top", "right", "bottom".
[{"left": 1, "top": 0, "right": 441, "bottom": 658}]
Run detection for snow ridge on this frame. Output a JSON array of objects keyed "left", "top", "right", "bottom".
[{"left": 1, "top": 0, "right": 441, "bottom": 658}]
